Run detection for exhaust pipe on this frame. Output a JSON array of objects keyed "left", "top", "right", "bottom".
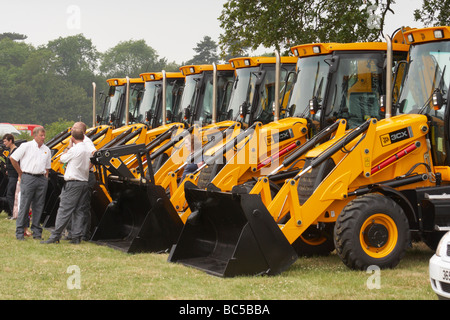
[
  {"left": 125, "top": 76, "right": 130, "bottom": 125},
  {"left": 384, "top": 33, "right": 393, "bottom": 119},
  {"left": 212, "top": 63, "right": 217, "bottom": 124},
  {"left": 92, "top": 82, "right": 96, "bottom": 127},
  {"left": 162, "top": 70, "right": 167, "bottom": 126},
  {"left": 274, "top": 50, "right": 280, "bottom": 121}
]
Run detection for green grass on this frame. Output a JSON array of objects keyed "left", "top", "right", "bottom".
[{"left": 0, "top": 210, "right": 438, "bottom": 300}]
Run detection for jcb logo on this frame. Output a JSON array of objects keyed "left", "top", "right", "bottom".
[{"left": 380, "top": 127, "right": 412, "bottom": 147}]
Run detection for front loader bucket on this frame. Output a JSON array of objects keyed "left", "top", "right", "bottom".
[
  {"left": 90, "top": 179, "right": 183, "bottom": 253},
  {"left": 168, "top": 182, "right": 298, "bottom": 277},
  {"left": 42, "top": 171, "right": 65, "bottom": 228}
]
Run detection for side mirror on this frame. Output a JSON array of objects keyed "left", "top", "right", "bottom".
[
  {"left": 108, "top": 86, "right": 115, "bottom": 97},
  {"left": 432, "top": 89, "right": 444, "bottom": 110},
  {"left": 109, "top": 112, "right": 116, "bottom": 124},
  {"left": 239, "top": 102, "right": 249, "bottom": 118},
  {"left": 183, "top": 106, "right": 191, "bottom": 120},
  {"left": 166, "top": 109, "right": 173, "bottom": 122},
  {"left": 96, "top": 114, "right": 101, "bottom": 124},
  {"left": 145, "top": 110, "right": 152, "bottom": 122},
  {"left": 288, "top": 104, "right": 296, "bottom": 117},
  {"left": 379, "top": 95, "right": 386, "bottom": 113},
  {"left": 309, "top": 97, "right": 319, "bottom": 115}
]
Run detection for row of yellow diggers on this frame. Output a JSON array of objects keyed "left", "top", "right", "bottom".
[
  {"left": 82, "top": 25, "right": 449, "bottom": 280},
  {"left": 165, "top": 26, "right": 450, "bottom": 277}
]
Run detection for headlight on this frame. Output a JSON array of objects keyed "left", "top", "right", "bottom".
[{"left": 436, "top": 231, "right": 450, "bottom": 257}]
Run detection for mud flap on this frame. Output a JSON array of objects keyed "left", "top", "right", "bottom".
[
  {"left": 168, "top": 182, "right": 298, "bottom": 277},
  {"left": 90, "top": 179, "right": 183, "bottom": 253}
]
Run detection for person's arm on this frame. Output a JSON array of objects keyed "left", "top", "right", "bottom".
[
  {"left": 10, "top": 158, "right": 22, "bottom": 180},
  {"left": 60, "top": 137, "right": 75, "bottom": 164},
  {"left": 10, "top": 144, "right": 24, "bottom": 179}
]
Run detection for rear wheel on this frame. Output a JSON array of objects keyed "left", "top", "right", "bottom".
[{"left": 334, "top": 193, "right": 410, "bottom": 270}]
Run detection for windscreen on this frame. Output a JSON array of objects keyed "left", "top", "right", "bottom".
[
  {"left": 194, "top": 71, "right": 235, "bottom": 125},
  {"left": 165, "top": 78, "right": 185, "bottom": 124},
  {"left": 397, "top": 41, "right": 450, "bottom": 116},
  {"left": 251, "top": 64, "right": 296, "bottom": 124},
  {"left": 177, "top": 74, "right": 202, "bottom": 123},
  {"left": 285, "top": 54, "right": 331, "bottom": 133},
  {"left": 324, "top": 52, "right": 384, "bottom": 129},
  {"left": 397, "top": 40, "right": 450, "bottom": 165},
  {"left": 103, "top": 85, "right": 125, "bottom": 126},
  {"left": 225, "top": 66, "right": 259, "bottom": 123},
  {"left": 126, "top": 83, "right": 145, "bottom": 125},
  {"left": 135, "top": 81, "right": 160, "bottom": 125}
]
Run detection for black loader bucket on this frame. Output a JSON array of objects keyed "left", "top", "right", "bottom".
[
  {"left": 168, "top": 182, "right": 298, "bottom": 277},
  {"left": 90, "top": 178, "right": 183, "bottom": 253},
  {"left": 42, "top": 170, "right": 65, "bottom": 228}
]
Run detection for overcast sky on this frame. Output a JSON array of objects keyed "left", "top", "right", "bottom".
[{"left": 0, "top": 0, "right": 425, "bottom": 65}]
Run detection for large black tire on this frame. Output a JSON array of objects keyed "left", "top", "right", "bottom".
[{"left": 334, "top": 193, "right": 410, "bottom": 270}]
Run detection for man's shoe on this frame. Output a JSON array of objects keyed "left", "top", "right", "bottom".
[
  {"left": 69, "top": 238, "right": 81, "bottom": 244},
  {"left": 40, "top": 238, "right": 60, "bottom": 244}
]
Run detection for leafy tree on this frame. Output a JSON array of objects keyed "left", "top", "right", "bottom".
[
  {"left": 47, "top": 34, "right": 99, "bottom": 75},
  {"left": 186, "top": 36, "right": 220, "bottom": 65},
  {"left": 46, "top": 34, "right": 100, "bottom": 95},
  {"left": 218, "top": 0, "right": 396, "bottom": 56},
  {"left": 44, "top": 119, "right": 76, "bottom": 142},
  {"left": 414, "top": 0, "right": 450, "bottom": 26},
  {"left": 0, "top": 32, "right": 27, "bottom": 41},
  {"left": 0, "top": 39, "right": 92, "bottom": 126},
  {"left": 99, "top": 39, "right": 166, "bottom": 78}
]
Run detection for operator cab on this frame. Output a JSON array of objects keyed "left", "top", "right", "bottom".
[
  {"left": 288, "top": 42, "right": 409, "bottom": 135},
  {"left": 396, "top": 27, "right": 450, "bottom": 166}
]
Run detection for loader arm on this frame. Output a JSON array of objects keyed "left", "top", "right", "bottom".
[{"left": 273, "top": 115, "right": 432, "bottom": 244}]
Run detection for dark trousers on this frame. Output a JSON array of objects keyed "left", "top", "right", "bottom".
[
  {"left": 66, "top": 172, "right": 95, "bottom": 240},
  {"left": 16, "top": 174, "right": 47, "bottom": 239},
  {"left": 50, "top": 180, "right": 89, "bottom": 241},
  {"left": 6, "top": 176, "right": 17, "bottom": 216}
]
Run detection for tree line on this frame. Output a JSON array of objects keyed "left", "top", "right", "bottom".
[
  {"left": 1, "top": 0, "right": 447, "bottom": 130},
  {"left": 0, "top": 33, "right": 221, "bottom": 128}
]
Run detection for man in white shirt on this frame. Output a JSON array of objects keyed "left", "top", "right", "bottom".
[
  {"left": 10, "top": 126, "right": 51, "bottom": 240},
  {"left": 65, "top": 121, "right": 97, "bottom": 241},
  {"left": 41, "top": 128, "right": 92, "bottom": 244}
]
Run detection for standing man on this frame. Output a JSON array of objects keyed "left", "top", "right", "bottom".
[
  {"left": 41, "top": 128, "right": 92, "bottom": 244},
  {"left": 66, "top": 121, "right": 96, "bottom": 240},
  {"left": 10, "top": 127, "right": 51, "bottom": 240}
]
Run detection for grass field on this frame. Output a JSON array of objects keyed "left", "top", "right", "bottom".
[{"left": 0, "top": 210, "right": 438, "bottom": 300}]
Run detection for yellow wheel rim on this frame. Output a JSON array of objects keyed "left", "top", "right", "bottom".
[
  {"left": 300, "top": 235, "right": 327, "bottom": 246},
  {"left": 360, "top": 213, "right": 398, "bottom": 258}
]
